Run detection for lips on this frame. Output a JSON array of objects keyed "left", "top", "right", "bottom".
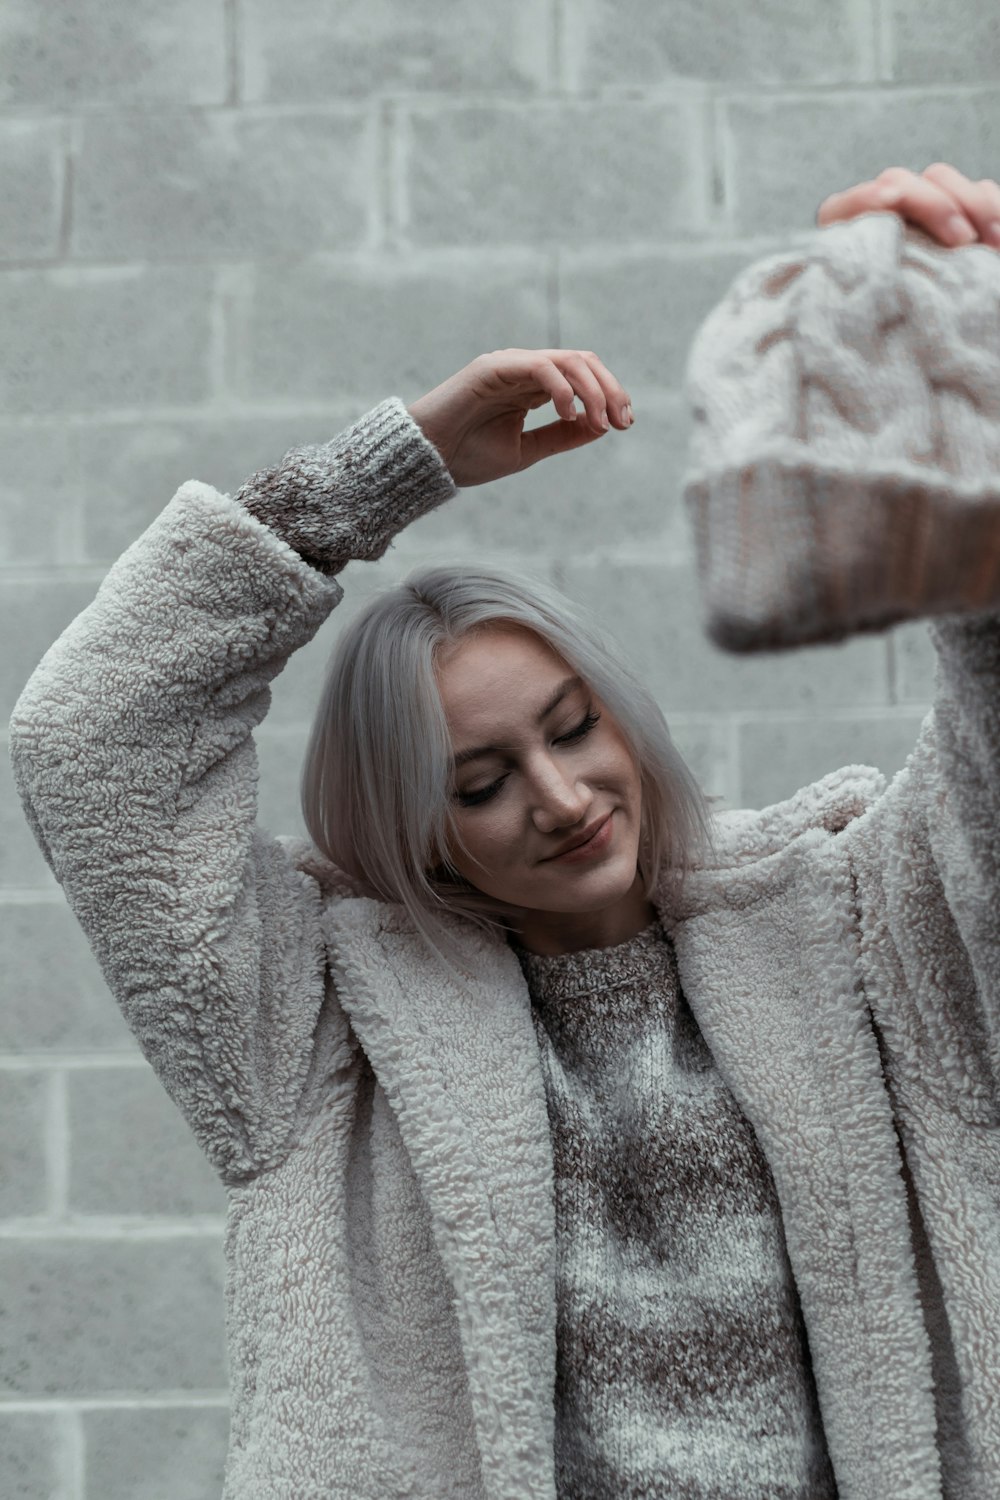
[{"left": 543, "top": 812, "right": 613, "bottom": 862}]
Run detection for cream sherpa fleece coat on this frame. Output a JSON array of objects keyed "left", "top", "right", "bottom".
[{"left": 7, "top": 397, "right": 1000, "bottom": 1500}]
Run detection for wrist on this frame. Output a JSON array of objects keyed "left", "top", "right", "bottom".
[{"left": 406, "top": 399, "right": 453, "bottom": 475}]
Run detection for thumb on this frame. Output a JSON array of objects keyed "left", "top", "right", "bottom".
[{"left": 518, "top": 417, "right": 606, "bottom": 470}]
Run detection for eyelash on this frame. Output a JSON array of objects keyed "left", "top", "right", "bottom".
[{"left": 455, "top": 709, "right": 602, "bottom": 808}]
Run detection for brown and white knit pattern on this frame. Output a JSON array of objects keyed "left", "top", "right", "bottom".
[
  {"left": 515, "top": 920, "right": 838, "bottom": 1500},
  {"left": 232, "top": 396, "right": 457, "bottom": 576}
]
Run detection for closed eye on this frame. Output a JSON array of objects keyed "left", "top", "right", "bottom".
[
  {"left": 555, "top": 708, "right": 600, "bottom": 744},
  {"left": 454, "top": 708, "right": 601, "bottom": 808},
  {"left": 456, "top": 777, "right": 507, "bottom": 808}
]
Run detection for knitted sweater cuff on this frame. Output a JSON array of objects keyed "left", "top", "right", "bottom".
[{"left": 232, "top": 397, "right": 458, "bottom": 576}]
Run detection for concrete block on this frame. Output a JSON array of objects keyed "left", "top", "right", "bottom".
[
  {"left": 0, "top": 1070, "right": 47, "bottom": 1216},
  {"left": 0, "top": 119, "right": 63, "bottom": 261},
  {"left": 660, "top": 715, "right": 735, "bottom": 806},
  {"left": 0, "top": 0, "right": 226, "bottom": 107},
  {"left": 87, "top": 1406, "right": 229, "bottom": 1500},
  {"left": 397, "top": 392, "right": 694, "bottom": 562},
  {"left": 557, "top": 558, "right": 891, "bottom": 712},
  {"left": 0, "top": 1237, "right": 226, "bottom": 1393},
  {"left": 76, "top": 408, "right": 358, "bottom": 563},
  {"left": 70, "top": 1068, "right": 225, "bottom": 1215},
  {"left": 891, "top": 0, "right": 1000, "bottom": 82},
  {"left": 1, "top": 573, "right": 103, "bottom": 721},
  {"left": 562, "top": 0, "right": 867, "bottom": 89},
  {"left": 73, "top": 111, "right": 375, "bottom": 260},
  {"left": 0, "top": 900, "right": 124, "bottom": 1052},
  {"left": 893, "top": 619, "right": 938, "bottom": 704},
  {"left": 723, "top": 92, "right": 1000, "bottom": 237},
  {"left": 257, "top": 610, "right": 344, "bottom": 731},
  {"left": 264, "top": 550, "right": 419, "bottom": 727},
  {"left": 238, "top": 253, "right": 551, "bottom": 409},
  {"left": 256, "top": 728, "right": 311, "bottom": 841},
  {"left": 244, "top": 0, "right": 552, "bottom": 100},
  {"left": 0, "top": 421, "right": 81, "bottom": 565},
  {"left": 401, "top": 100, "right": 706, "bottom": 247},
  {"left": 558, "top": 248, "right": 757, "bottom": 389},
  {"left": 0, "top": 1413, "right": 62, "bottom": 1500},
  {"left": 0, "top": 267, "right": 213, "bottom": 414},
  {"left": 738, "top": 710, "right": 928, "bottom": 808},
  {"left": 0, "top": 741, "right": 60, "bottom": 890}
]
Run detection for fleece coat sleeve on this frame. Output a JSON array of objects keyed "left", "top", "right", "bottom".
[
  {"left": 845, "top": 609, "right": 1000, "bottom": 1129},
  {"left": 7, "top": 397, "right": 457, "bottom": 1185}
]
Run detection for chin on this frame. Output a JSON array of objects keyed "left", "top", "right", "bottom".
[{"left": 543, "top": 856, "right": 640, "bottom": 912}]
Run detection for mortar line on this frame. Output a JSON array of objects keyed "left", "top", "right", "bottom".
[
  {"left": 552, "top": 0, "right": 566, "bottom": 96},
  {"left": 225, "top": 0, "right": 241, "bottom": 106},
  {"left": 872, "top": 0, "right": 895, "bottom": 82}
]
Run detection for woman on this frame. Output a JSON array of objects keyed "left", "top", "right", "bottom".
[{"left": 8, "top": 164, "right": 1000, "bottom": 1500}]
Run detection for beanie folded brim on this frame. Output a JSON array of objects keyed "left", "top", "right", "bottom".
[{"left": 685, "top": 451, "right": 1000, "bottom": 653}]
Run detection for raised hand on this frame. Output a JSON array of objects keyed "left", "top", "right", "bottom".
[
  {"left": 816, "top": 162, "right": 1000, "bottom": 251},
  {"left": 407, "top": 347, "right": 634, "bottom": 488}
]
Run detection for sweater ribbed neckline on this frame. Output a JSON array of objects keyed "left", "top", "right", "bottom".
[{"left": 510, "top": 918, "right": 666, "bottom": 1004}]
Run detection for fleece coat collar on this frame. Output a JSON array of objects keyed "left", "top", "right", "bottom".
[{"left": 323, "top": 760, "right": 946, "bottom": 1500}]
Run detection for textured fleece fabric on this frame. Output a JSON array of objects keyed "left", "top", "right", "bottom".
[
  {"left": 517, "top": 921, "right": 838, "bottom": 1498},
  {"left": 683, "top": 213, "right": 1000, "bottom": 652},
  {"left": 7, "top": 221, "right": 1000, "bottom": 1498}
]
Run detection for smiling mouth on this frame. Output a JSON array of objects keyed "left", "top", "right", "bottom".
[{"left": 543, "top": 812, "right": 613, "bottom": 862}]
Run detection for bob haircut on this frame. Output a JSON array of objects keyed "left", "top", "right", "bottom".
[{"left": 300, "top": 564, "right": 720, "bottom": 968}]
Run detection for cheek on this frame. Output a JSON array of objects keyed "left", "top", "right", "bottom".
[
  {"left": 609, "top": 746, "right": 644, "bottom": 834},
  {"left": 601, "top": 730, "right": 641, "bottom": 796},
  {"left": 447, "top": 805, "right": 524, "bottom": 875}
]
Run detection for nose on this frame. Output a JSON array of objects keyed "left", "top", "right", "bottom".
[{"left": 529, "top": 754, "right": 594, "bottom": 834}]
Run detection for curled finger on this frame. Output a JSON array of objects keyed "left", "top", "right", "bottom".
[
  {"left": 579, "top": 351, "right": 633, "bottom": 427},
  {"left": 818, "top": 167, "right": 978, "bottom": 247},
  {"left": 872, "top": 164, "right": 978, "bottom": 245},
  {"left": 550, "top": 350, "right": 613, "bottom": 433},
  {"left": 921, "top": 162, "right": 1000, "bottom": 247},
  {"left": 515, "top": 354, "right": 580, "bottom": 423}
]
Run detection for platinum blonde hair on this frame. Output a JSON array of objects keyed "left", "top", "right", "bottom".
[{"left": 300, "top": 565, "right": 720, "bottom": 965}]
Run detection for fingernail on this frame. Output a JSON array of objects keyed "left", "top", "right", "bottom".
[
  {"left": 947, "top": 215, "right": 977, "bottom": 244},
  {"left": 626, "top": 404, "right": 634, "bottom": 424},
  {"left": 620, "top": 405, "right": 630, "bottom": 426},
  {"left": 987, "top": 221, "right": 1000, "bottom": 246},
  {"left": 600, "top": 412, "right": 610, "bottom": 431}
]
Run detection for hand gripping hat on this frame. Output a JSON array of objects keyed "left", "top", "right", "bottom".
[{"left": 681, "top": 212, "right": 1000, "bottom": 652}]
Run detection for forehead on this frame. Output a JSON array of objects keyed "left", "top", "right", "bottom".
[{"left": 435, "top": 624, "right": 574, "bottom": 728}]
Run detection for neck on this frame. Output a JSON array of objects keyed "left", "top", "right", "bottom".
[{"left": 510, "top": 872, "right": 656, "bottom": 957}]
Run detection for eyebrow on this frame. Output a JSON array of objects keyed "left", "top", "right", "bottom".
[{"left": 452, "top": 674, "right": 584, "bottom": 769}]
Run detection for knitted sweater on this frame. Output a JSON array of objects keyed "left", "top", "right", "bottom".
[{"left": 517, "top": 922, "right": 837, "bottom": 1499}]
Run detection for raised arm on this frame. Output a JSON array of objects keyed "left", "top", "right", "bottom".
[
  {"left": 809, "top": 163, "right": 1000, "bottom": 1119},
  {"left": 7, "top": 400, "right": 456, "bottom": 1185},
  {"left": 6, "top": 351, "right": 633, "bottom": 1186},
  {"left": 677, "top": 160, "right": 1000, "bottom": 1117},
  {"left": 843, "top": 611, "right": 1000, "bottom": 1125}
]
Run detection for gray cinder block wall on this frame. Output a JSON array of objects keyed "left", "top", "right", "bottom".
[{"left": 1, "top": 2, "right": 995, "bottom": 1495}]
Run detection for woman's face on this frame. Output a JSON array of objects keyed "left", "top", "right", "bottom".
[{"left": 434, "top": 622, "right": 650, "bottom": 953}]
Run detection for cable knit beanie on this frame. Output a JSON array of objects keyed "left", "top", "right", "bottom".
[{"left": 681, "top": 212, "right": 1000, "bottom": 653}]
